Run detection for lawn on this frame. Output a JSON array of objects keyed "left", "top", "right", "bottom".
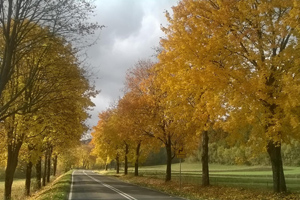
[
  {"left": 0, "top": 179, "right": 27, "bottom": 200},
  {"left": 0, "top": 171, "right": 71, "bottom": 200},
  {"left": 122, "top": 163, "right": 300, "bottom": 192},
  {"left": 101, "top": 163, "right": 300, "bottom": 200}
]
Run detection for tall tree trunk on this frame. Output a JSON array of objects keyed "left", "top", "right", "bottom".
[
  {"left": 35, "top": 157, "right": 42, "bottom": 189},
  {"left": 265, "top": 69, "right": 287, "bottom": 192},
  {"left": 116, "top": 155, "right": 120, "bottom": 174},
  {"left": 165, "top": 135, "right": 172, "bottom": 182},
  {"left": 42, "top": 151, "right": 47, "bottom": 186},
  {"left": 25, "top": 161, "right": 33, "bottom": 196},
  {"left": 53, "top": 155, "right": 57, "bottom": 176},
  {"left": 47, "top": 155, "right": 51, "bottom": 182},
  {"left": 47, "top": 148, "right": 52, "bottom": 183},
  {"left": 124, "top": 144, "right": 129, "bottom": 175},
  {"left": 105, "top": 156, "right": 109, "bottom": 171},
  {"left": 25, "top": 145, "right": 34, "bottom": 196},
  {"left": 4, "top": 142, "right": 22, "bottom": 200},
  {"left": 134, "top": 142, "right": 141, "bottom": 176},
  {"left": 202, "top": 131, "right": 210, "bottom": 186},
  {"left": 267, "top": 141, "right": 286, "bottom": 192}
]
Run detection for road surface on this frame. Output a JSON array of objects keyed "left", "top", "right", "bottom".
[{"left": 68, "top": 170, "right": 186, "bottom": 200}]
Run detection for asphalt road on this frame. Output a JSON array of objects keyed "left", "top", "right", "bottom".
[{"left": 68, "top": 170, "right": 187, "bottom": 200}]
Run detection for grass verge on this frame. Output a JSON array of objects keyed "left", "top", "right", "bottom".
[
  {"left": 29, "top": 171, "right": 72, "bottom": 200},
  {"left": 98, "top": 168, "right": 300, "bottom": 200},
  {"left": 127, "top": 163, "right": 300, "bottom": 192},
  {"left": 0, "top": 179, "right": 27, "bottom": 200},
  {"left": 116, "top": 174, "right": 300, "bottom": 200}
]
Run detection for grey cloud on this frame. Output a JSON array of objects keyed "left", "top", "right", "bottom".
[
  {"left": 95, "top": 0, "right": 145, "bottom": 43},
  {"left": 84, "top": 0, "right": 176, "bottom": 132}
]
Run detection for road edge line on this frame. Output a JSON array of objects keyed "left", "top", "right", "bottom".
[{"left": 68, "top": 170, "right": 74, "bottom": 200}]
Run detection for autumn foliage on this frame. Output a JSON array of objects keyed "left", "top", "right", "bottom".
[
  {"left": 0, "top": 1, "right": 100, "bottom": 199},
  {"left": 91, "top": 0, "right": 300, "bottom": 196}
]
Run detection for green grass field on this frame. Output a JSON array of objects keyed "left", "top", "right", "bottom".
[
  {"left": 1, "top": 164, "right": 300, "bottom": 199},
  {"left": 30, "top": 171, "right": 72, "bottom": 200},
  {"left": 0, "top": 172, "right": 70, "bottom": 200},
  {"left": 122, "top": 163, "right": 300, "bottom": 192},
  {"left": 0, "top": 179, "right": 27, "bottom": 200}
]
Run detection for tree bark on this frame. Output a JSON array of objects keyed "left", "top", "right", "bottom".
[
  {"left": 4, "top": 141, "right": 22, "bottom": 200},
  {"left": 124, "top": 144, "right": 129, "bottom": 175},
  {"left": 264, "top": 68, "right": 287, "bottom": 192},
  {"left": 165, "top": 135, "right": 172, "bottom": 182},
  {"left": 267, "top": 141, "right": 286, "bottom": 192},
  {"left": 47, "top": 148, "right": 52, "bottom": 182},
  {"left": 35, "top": 157, "right": 42, "bottom": 189},
  {"left": 42, "top": 151, "right": 47, "bottom": 186},
  {"left": 202, "top": 131, "right": 210, "bottom": 186},
  {"left": 134, "top": 142, "right": 141, "bottom": 176},
  {"left": 25, "top": 161, "right": 33, "bottom": 196},
  {"left": 53, "top": 155, "right": 57, "bottom": 176},
  {"left": 116, "top": 155, "right": 120, "bottom": 174},
  {"left": 47, "top": 155, "right": 51, "bottom": 182}
]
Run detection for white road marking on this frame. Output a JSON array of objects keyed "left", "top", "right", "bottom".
[
  {"left": 68, "top": 170, "right": 74, "bottom": 200},
  {"left": 83, "top": 170, "right": 137, "bottom": 200}
]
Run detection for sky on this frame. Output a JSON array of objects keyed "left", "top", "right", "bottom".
[{"left": 84, "top": 0, "right": 177, "bottom": 134}]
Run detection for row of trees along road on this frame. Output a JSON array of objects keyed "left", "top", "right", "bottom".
[
  {"left": 91, "top": 0, "right": 300, "bottom": 194},
  {"left": 0, "top": 1, "right": 101, "bottom": 199}
]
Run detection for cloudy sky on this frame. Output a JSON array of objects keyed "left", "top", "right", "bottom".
[{"left": 84, "top": 0, "right": 177, "bottom": 133}]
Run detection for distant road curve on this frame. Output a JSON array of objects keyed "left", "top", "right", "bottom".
[{"left": 68, "top": 170, "right": 186, "bottom": 200}]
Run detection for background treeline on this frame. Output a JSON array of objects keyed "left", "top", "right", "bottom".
[
  {"left": 186, "top": 141, "right": 300, "bottom": 167},
  {"left": 100, "top": 140, "right": 300, "bottom": 167}
]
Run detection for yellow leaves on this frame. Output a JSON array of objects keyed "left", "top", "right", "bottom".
[
  {"left": 290, "top": 116, "right": 299, "bottom": 129},
  {"left": 94, "top": 0, "right": 300, "bottom": 180},
  {"left": 159, "top": 0, "right": 300, "bottom": 146}
]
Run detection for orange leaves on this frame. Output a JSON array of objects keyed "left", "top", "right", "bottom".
[
  {"left": 92, "top": 60, "right": 163, "bottom": 165},
  {"left": 147, "top": 9, "right": 300, "bottom": 191}
]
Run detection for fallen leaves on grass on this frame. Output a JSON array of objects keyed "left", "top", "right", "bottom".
[
  {"left": 117, "top": 175, "right": 300, "bottom": 200},
  {"left": 29, "top": 172, "right": 71, "bottom": 200}
]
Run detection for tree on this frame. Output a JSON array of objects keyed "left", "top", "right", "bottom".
[
  {"left": 0, "top": 0, "right": 100, "bottom": 121},
  {"left": 78, "top": 143, "right": 95, "bottom": 169},
  {"left": 126, "top": 60, "right": 198, "bottom": 181},
  {"left": 91, "top": 111, "right": 112, "bottom": 169},
  {"left": 123, "top": 60, "right": 198, "bottom": 181},
  {"left": 117, "top": 92, "right": 160, "bottom": 176},
  {"left": 23, "top": 124, "right": 46, "bottom": 195},
  {"left": 2, "top": 29, "right": 95, "bottom": 199},
  {"left": 91, "top": 109, "right": 124, "bottom": 174},
  {"left": 117, "top": 60, "right": 162, "bottom": 176},
  {"left": 156, "top": 0, "right": 300, "bottom": 192},
  {"left": 91, "top": 92, "right": 159, "bottom": 176}
]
